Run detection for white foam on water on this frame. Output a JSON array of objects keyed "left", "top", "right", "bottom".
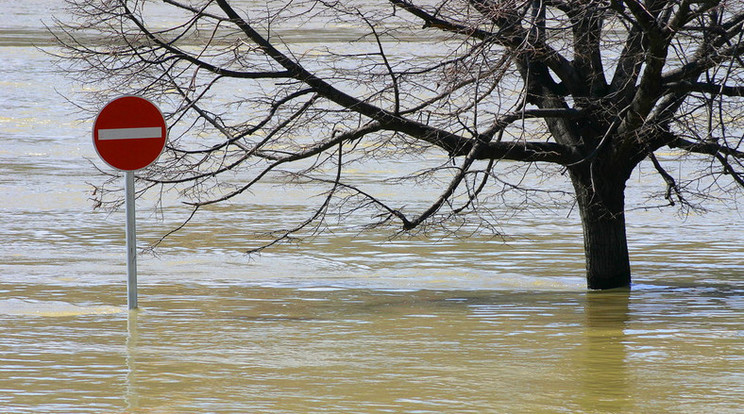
[{"left": 0, "top": 298, "right": 123, "bottom": 317}]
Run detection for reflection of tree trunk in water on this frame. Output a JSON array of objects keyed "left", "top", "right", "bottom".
[{"left": 581, "top": 290, "right": 632, "bottom": 412}]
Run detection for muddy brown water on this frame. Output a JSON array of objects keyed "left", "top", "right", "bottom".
[{"left": 1, "top": 2, "right": 743, "bottom": 412}]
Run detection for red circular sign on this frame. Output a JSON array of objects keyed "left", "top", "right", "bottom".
[{"left": 93, "top": 96, "right": 167, "bottom": 171}]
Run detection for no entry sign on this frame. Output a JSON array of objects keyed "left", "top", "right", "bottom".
[
  {"left": 92, "top": 95, "right": 168, "bottom": 309},
  {"left": 93, "top": 96, "right": 167, "bottom": 171}
]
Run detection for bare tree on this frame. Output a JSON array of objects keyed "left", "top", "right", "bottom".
[{"left": 54, "top": 0, "right": 744, "bottom": 289}]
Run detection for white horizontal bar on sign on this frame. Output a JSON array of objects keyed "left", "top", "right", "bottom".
[{"left": 98, "top": 127, "right": 162, "bottom": 140}]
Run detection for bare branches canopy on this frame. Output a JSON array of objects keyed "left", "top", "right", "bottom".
[{"left": 55, "top": 0, "right": 744, "bottom": 289}]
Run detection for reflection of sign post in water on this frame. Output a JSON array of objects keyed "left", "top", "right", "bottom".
[{"left": 93, "top": 96, "right": 167, "bottom": 310}]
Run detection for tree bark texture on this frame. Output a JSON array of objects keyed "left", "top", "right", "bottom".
[{"left": 570, "top": 163, "right": 632, "bottom": 290}]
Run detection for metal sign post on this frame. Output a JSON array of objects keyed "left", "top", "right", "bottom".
[
  {"left": 125, "top": 171, "right": 138, "bottom": 309},
  {"left": 93, "top": 96, "right": 167, "bottom": 310}
]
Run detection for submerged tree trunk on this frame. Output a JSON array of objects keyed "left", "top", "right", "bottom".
[{"left": 570, "top": 164, "right": 632, "bottom": 290}]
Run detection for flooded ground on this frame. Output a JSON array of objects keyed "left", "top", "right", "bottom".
[
  {"left": 1, "top": 2, "right": 743, "bottom": 413},
  {"left": 2, "top": 284, "right": 743, "bottom": 413}
]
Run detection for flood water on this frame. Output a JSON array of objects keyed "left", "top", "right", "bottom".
[{"left": 1, "top": 2, "right": 743, "bottom": 413}]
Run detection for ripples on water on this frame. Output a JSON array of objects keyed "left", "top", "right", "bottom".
[{"left": 1, "top": 283, "right": 742, "bottom": 413}]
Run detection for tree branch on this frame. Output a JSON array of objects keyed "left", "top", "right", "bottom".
[
  {"left": 392, "top": 0, "right": 580, "bottom": 95},
  {"left": 187, "top": 122, "right": 384, "bottom": 206},
  {"left": 649, "top": 152, "right": 684, "bottom": 206},
  {"left": 246, "top": 141, "right": 347, "bottom": 254},
  {"left": 120, "top": 3, "right": 293, "bottom": 80},
  {"left": 668, "top": 137, "right": 744, "bottom": 159},
  {"left": 666, "top": 81, "right": 744, "bottom": 97}
]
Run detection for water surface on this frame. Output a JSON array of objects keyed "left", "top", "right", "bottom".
[{"left": 1, "top": 2, "right": 743, "bottom": 413}]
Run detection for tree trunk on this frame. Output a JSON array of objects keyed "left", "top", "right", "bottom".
[{"left": 570, "top": 167, "right": 632, "bottom": 290}]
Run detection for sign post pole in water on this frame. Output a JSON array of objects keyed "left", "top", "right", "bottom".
[
  {"left": 125, "top": 171, "right": 137, "bottom": 309},
  {"left": 93, "top": 96, "right": 168, "bottom": 310}
]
